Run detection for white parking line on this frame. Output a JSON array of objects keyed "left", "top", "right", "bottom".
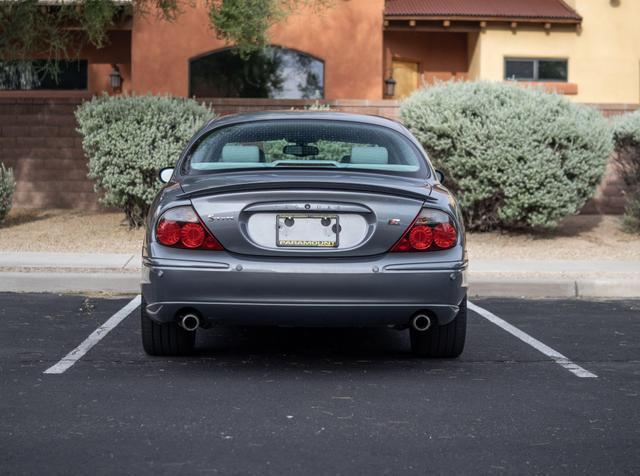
[
  {"left": 44, "top": 295, "right": 141, "bottom": 375},
  {"left": 468, "top": 301, "right": 597, "bottom": 379}
]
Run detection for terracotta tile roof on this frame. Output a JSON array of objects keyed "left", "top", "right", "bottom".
[{"left": 385, "top": 0, "right": 581, "bottom": 22}]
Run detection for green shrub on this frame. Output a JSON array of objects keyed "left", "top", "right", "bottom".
[
  {"left": 76, "top": 94, "right": 213, "bottom": 227},
  {"left": 400, "top": 81, "right": 613, "bottom": 231},
  {"left": 621, "top": 196, "right": 640, "bottom": 232},
  {"left": 0, "top": 162, "right": 15, "bottom": 223},
  {"left": 304, "top": 101, "right": 331, "bottom": 111},
  {"left": 612, "top": 109, "right": 640, "bottom": 233}
]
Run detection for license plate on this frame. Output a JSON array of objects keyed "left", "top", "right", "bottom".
[{"left": 276, "top": 215, "right": 339, "bottom": 248}]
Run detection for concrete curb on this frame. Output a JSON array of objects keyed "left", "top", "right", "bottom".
[
  {"left": 0, "top": 252, "right": 141, "bottom": 270},
  {"left": 0, "top": 272, "right": 139, "bottom": 294},
  {"left": 469, "top": 277, "right": 640, "bottom": 298},
  {"left": 577, "top": 279, "right": 640, "bottom": 298},
  {"left": 469, "top": 279, "right": 577, "bottom": 298},
  {"left": 1, "top": 271, "right": 638, "bottom": 298}
]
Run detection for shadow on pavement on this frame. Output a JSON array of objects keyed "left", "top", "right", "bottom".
[{"left": 195, "top": 325, "right": 412, "bottom": 360}]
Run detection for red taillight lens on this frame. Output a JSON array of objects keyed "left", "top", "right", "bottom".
[
  {"left": 409, "top": 225, "right": 433, "bottom": 250},
  {"left": 434, "top": 223, "right": 457, "bottom": 249},
  {"left": 180, "top": 222, "right": 206, "bottom": 249},
  {"left": 155, "top": 206, "right": 224, "bottom": 250},
  {"left": 391, "top": 209, "right": 457, "bottom": 252},
  {"left": 156, "top": 220, "right": 181, "bottom": 246}
]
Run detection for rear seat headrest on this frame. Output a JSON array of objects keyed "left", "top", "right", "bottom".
[
  {"left": 350, "top": 146, "right": 389, "bottom": 164},
  {"left": 221, "top": 145, "right": 260, "bottom": 163}
]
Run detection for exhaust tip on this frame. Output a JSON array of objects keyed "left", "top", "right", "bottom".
[
  {"left": 411, "top": 313, "right": 432, "bottom": 332},
  {"left": 179, "top": 313, "right": 200, "bottom": 332}
]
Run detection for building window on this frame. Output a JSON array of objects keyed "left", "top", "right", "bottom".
[
  {"left": 189, "top": 46, "right": 324, "bottom": 99},
  {"left": 505, "top": 58, "right": 568, "bottom": 82},
  {"left": 0, "top": 60, "right": 88, "bottom": 90}
]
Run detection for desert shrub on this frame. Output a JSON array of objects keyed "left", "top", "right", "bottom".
[
  {"left": 304, "top": 101, "right": 331, "bottom": 111},
  {"left": 400, "top": 81, "right": 613, "bottom": 231},
  {"left": 621, "top": 196, "right": 640, "bottom": 232},
  {"left": 0, "top": 162, "right": 15, "bottom": 223},
  {"left": 612, "top": 109, "right": 640, "bottom": 233},
  {"left": 76, "top": 94, "right": 213, "bottom": 227}
]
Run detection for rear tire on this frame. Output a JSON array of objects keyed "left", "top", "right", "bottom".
[
  {"left": 410, "top": 297, "right": 467, "bottom": 358},
  {"left": 141, "top": 298, "right": 195, "bottom": 356}
]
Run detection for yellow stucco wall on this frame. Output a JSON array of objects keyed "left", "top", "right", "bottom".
[
  {"left": 467, "top": 32, "right": 481, "bottom": 80},
  {"left": 472, "top": 0, "right": 640, "bottom": 103}
]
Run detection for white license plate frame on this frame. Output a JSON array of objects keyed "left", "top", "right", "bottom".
[{"left": 276, "top": 215, "right": 339, "bottom": 248}]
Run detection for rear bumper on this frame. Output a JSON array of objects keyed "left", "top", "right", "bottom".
[{"left": 141, "top": 253, "right": 467, "bottom": 328}]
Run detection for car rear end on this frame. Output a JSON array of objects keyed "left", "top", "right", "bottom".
[{"left": 141, "top": 113, "right": 467, "bottom": 357}]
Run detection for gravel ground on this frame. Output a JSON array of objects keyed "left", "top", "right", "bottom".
[
  {"left": 467, "top": 215, "right": 640, "bottom": 260},
  {"left": 1, "top": 209, "right": 638, "bottom": 260},
  {"left": 0, "top": 209, "right": 143, "bottom": 253}
]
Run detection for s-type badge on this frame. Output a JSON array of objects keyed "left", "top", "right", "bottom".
[
  {"left": 207, "top": 214, "right": 234, "bottom": 222},
  {"left": 388, "top": 218, "right": 401, "bottom": 225}
]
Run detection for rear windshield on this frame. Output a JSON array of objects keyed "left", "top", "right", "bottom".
[{"left": 183, "top": 119, "right": 428, "bottom": 177}]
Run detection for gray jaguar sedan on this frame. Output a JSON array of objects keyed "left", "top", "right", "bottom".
[{"left": 141, "top": 112, "right": 467, "bottom": 358}]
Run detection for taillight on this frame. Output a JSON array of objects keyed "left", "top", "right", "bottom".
[
  {"left": 155, "top": 206, "right": 223, "bottom": 250},
  {"left": 391, "top": 208, "right": 458, "bottom": 252}
]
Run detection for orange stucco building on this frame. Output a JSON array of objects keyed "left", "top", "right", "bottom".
[
  {"left": 131, "top": 0, "right": 386, "bottom": 99},
  {"left": 3, "top": 0, "right": 599, "bottom": 102},
  {"left": 9, "top": 0, "right": 640, "bottom": 105},
  {"left": 2, "top": 0, "right": 535, "bottom": 101},
  {"left": 104, "top": 0, "right": 473, "bottom": 100}
]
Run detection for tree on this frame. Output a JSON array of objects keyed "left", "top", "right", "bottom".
[
  {"left": 0, "top": 0, "right": 332, "bottom": 81},
  {"left": 209, "top": 0, "right": 331, "bottom": 58}
]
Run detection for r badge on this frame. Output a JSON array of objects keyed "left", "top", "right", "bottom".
[{"left": 388, "top": 218, "right": 401, "bottom": 225}]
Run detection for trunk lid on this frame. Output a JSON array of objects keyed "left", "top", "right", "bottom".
[{"left": 184, "top": 171, "right": 433, "bottom": 257}]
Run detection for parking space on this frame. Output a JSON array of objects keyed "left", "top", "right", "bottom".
[{"left": 1, "top": 293, "right": 639, "bottom": 475}]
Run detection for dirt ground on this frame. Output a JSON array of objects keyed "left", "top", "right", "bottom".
[
  {"left": 0, "top": 209, "right": 144, "bottom": 253},
  {"left": 1, "top": 209, "right": 638, "bottom": 260},
  {"left": 467, "top": 214, "right": 640, "bottom": 260}
]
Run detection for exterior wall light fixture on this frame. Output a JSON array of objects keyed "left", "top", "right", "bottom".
[
  {"left": 110, "top": 64, "right": 122, "bottom": 93},
  {"left": 384, "top": 76, "right": 396, "bottom": 98}
]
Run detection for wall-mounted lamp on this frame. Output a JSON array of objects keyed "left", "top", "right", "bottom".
[
  {"left": 384, "top": 76, "right": 396, "bottom": 98},
  {"left": 109, "top": 64, "right": 122, "bottom": 93}
]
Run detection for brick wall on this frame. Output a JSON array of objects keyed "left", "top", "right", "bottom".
[
  {"left": 0, "top": 96, "right": 99, "bottom": 209},
  {"left": 0, "top": 96, "right": 637, "bottom": 214},
  {"left": 582, "top": 103, "right": 639, "bottom": 214},
  {"left": 203, "top": 98, "right": 401, "bottom": 120}
]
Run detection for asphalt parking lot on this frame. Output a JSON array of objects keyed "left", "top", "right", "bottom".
[{"left": 1, "top": 293, "right": 639, "bottom": 475}]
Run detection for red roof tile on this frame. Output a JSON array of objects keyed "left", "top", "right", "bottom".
[{"left": 385, "top": 0, "right": 581, "bottom": 21}]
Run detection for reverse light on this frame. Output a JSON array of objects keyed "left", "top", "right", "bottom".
[
  {"left": 156, "top": 206, "right": 223, "bottom": 250},
  {"left": 391, "top": 208, "right": 458, "bottom": 252}
]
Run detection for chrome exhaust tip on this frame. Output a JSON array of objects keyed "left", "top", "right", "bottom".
[
  {"left": 411, "top": 313, "right": 432, "bottom": 332},
  {"left": 179, "top": 313, "right": 200, "bottom": 332}
]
